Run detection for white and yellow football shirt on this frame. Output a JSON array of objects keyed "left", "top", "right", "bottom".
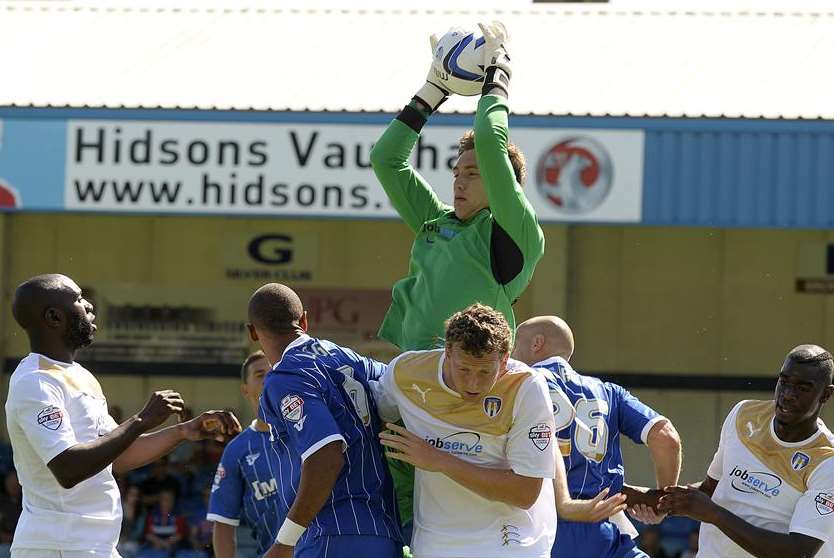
[
  {"left": 4, "top": 353, "right": 122, "bottom": 553},
  {"left": 700, "top": 399, "right": 834, "bottom": 558},
  {"left": 376, "top": 350, "right": 558, "bottom": 558}
]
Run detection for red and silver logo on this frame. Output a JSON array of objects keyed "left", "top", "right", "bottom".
[
  {"left": 0, "top": 122, "right": 20, "bottom": 209},
  {"left": 0, "top": 181, "right": 20, "bottom": 209},
  {"left": 536, "top": 137, "right": 613, "bottom": 214}
]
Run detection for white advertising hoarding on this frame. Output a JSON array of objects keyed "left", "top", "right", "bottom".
[
  {"left": 0, "top": 116, "right": 643, "bottom": 222},
  {"left": 63, "top": 120, "right": 644, "bottom": 222}
]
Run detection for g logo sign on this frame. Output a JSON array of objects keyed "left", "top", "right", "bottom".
[{"left": 248, "top": 234, "right": 293, "bottom": 265}]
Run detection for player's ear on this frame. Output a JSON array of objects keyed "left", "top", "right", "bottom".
[
  {"left": 240, "top": 383, "right": 248, "bottom": 399},
  {"left": 821, "top": 384, "right": 834, "bottom": 405},
  {"left": 246, "top": 323, "right": 259, "bottom": 342},
  {"left": 43, "top": 307, "right": 63, "bottom": 329},
  {"left": 533, "top": 333, "right": 545, "bottom": 352},
  {"left": 299, "top": 311, "right": 308, "bottom": 332}
]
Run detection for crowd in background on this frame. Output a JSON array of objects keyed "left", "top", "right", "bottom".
[
  {"left": 0, "top": 405, "right": 699, "bottom": 558},
  {"left": 0, "top": 405, "right": 260, "bottom": 558},
  {"left": 107, "top": 406, "right": 254, "bottom": 558}
]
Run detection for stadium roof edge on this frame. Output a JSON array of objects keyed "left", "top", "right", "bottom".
[
  {"left": 4, "top": 5, "right": 834, "bottom": 119},
  {"left": 2, "top": 103, "right": 834, "bottom": 122},
  {"left": 5, "top": 4, "right": 834, "bottom": 17}
]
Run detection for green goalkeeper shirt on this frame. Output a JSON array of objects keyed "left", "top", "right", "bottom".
[{"left": 371, "top": 95, "right": 545, "bottom": 351}]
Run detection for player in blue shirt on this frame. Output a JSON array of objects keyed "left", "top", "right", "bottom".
[
  {"left": 247, "top": 283, "right": 402, "bottom": 558},
  {"left": 208, "top": 350, "right": 289, "bottom": 558},
  {"left": 512, "top": 316, "right": 683, "bottom": 558}
]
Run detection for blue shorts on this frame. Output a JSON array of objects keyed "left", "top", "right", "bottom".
[
  {"left": 295, "top": 535, "right": 403, "bottom": 558},
  {"left": 553, "top": 519, "right": 648, "bottom": 558}
]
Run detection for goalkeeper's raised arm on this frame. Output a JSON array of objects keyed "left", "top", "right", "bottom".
[
  {"left": 368, "top": 34, "right": 450, "bottom": 234},
  {"left": 370, "top": 21, "right": 545, "bottom": 353},
  {"left": 473, "top": 21, "right": 544, "bottom": 296}
]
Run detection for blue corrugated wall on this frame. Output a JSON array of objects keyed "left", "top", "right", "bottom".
[{"left": 642, "top": 126, "right": 834, "bottom": 228}]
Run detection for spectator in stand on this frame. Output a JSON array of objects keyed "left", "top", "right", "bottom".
[
  {"left": 180, "top": 487, "right": 213, "bottom": 558},
  {"left": 0, "top": 443, "right": 13, "bottom": 477},
  {"left": 204, "top": 433, "right": 226, "bottom": 464},
  {"left": 0, "top": 470, "right": 22, "bottom": 544},
  {"left": 677, "top": 530, "right": 698, "bottom": 558},
  {"left": 138, "top": 488, "right": 189, "bottom": 558},
  {"left": 170, "top": 436, "right": 204, "bottom": 504},
  {"left": 169, "top": 408, "right": 196, "bottom": 472},
  {"left": 640, "top": 527, "right": 671, "bottom": 558},
  {"left": 118, "top": 484, "right": 146, "bottom": 558},
  {"left": 140, "top": 458, "right": 181, "bottom": 508},
  {"left": 185, "top": 438, "right": 224, "bottom": 506}
]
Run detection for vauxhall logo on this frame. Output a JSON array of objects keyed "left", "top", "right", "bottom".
[{"left": 730, "top": 466, "right": 782, "bottom": 498}]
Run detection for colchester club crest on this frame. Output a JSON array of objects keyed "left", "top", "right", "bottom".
[
  {"left": 483, "top": 396, "right": 502, "bottom": 418},
  {"left": 792, "top": 451, "right": 811, "bottom": 471}
]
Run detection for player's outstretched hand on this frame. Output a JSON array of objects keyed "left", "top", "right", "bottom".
[
  {"left": 478, "top": 21, "right": 511, "bottom": 77},
  {"left": 583, "top": 488, "right": 628, "bottom": 522},
  {"left": 657, "top": 485, "right": 718, "bottom": 523},
  {"left": 415, "top": 33, "right": 450, "bottom": 112},
  {"left": 379, "top": 422, "right": 446, "bottom": 472},
  {"left": 627, "top": 504, "right": 667, "bottom": 525},
  {"left": 137, "top": 390, "right": 185, "bottom": 432},
  {"left": 622, "top": 484, "right": 666, "bottom": 507},
  {"left": 558, "top": 487, "right": 627, "bottom": 522},
  {"left": 181, "top": 410, "right": 243, "bottom": 443}
]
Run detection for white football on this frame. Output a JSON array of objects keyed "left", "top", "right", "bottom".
[{"left": 430, "top": 27, "right": 486, "bottom": 96}]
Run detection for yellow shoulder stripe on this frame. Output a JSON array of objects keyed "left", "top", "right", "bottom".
[
  {"left": 394, "top": 351, "right": 533, "bottom": 436},
  {"left": 38, "top": 357, "right": 104, "bottom": 399},
  {"left": 736, "top": 400, "right": 834, "bottom": 493}
]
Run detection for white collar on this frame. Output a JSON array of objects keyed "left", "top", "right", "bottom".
[
  {"left": 436, "top": 350, "right": 461, "bottom": 398},
  {"left": 532, "top": 356, "right": 565, "bottom": 369},
  {"left": 249, "top": 420, "right": 271, "bottom": 433},
  {"left": 32, "top": 352, "right": 74, "bottom": 367},
  {"left": 770, "top": 417, "right": 825, "bottom": 448}
]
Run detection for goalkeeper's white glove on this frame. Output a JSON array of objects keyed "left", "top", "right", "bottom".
[
  {"left": 478, "top": 21, "right": 511, "bottom": 96},
  {"left": 413, "top": 33, "right": 449, "bottom": 113}
]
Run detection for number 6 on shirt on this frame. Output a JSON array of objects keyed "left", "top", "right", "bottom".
[
  {"left": 338, "top": 365, "right": 371, "bottom": 427},
  {"left": 551, "top": 386, "right": 610, "bottom": 463}
]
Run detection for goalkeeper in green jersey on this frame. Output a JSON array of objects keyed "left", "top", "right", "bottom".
[{"left": 369, "top": 21, "right": 545, "bottom": 537}]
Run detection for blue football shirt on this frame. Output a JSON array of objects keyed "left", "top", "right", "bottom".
[
  {"left": 535, "top": 356, "right": 664, "bottom": 499},
  {"left": 207, "top": 422, "right": 293, "bottom": 557},
  {"left": 259, "top": 334, "right": 402, "bottom": 548}
]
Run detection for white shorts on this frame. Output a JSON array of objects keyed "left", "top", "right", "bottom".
[{"left": 12, "top": 550, "right": 121, "bottom": 558}]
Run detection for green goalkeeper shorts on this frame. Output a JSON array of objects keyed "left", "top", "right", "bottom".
[{"left": 387, "top": 453, "right": 415, "bottom": 525}]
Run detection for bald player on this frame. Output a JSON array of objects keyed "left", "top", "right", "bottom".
[
  {"left": 512, "top": 315, "right": 682, "bottom": 558},
  {"left": 658, "top": 345, "right": 834, "bottom": 558},
  {"left": 5, "top": 274, "right": 241, "bottom": 558},
  {"left": 248, "top": 283, "right": 402, "bottom": 558}
]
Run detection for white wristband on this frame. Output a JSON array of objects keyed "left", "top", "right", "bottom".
[
  {"left": 276, "top": 517, "right": 306, "bottom": 546},
  {"left": 415, "top": 80, "right": 447, "bottom": 112}
]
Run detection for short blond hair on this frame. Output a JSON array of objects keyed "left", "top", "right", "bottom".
[
  {"left": 445, "top": 303, "right": 512, "bottom": 357},
  {"left": 458, "top": 130, "right": 527, "bottom": 186}
]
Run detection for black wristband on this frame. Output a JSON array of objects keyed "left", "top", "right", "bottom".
[
  {"left": 482, "top": 66, "right": 510, "bottom": 98},
  {"left": 396, "top": 104, "right": 428, "bottom": 133}
]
